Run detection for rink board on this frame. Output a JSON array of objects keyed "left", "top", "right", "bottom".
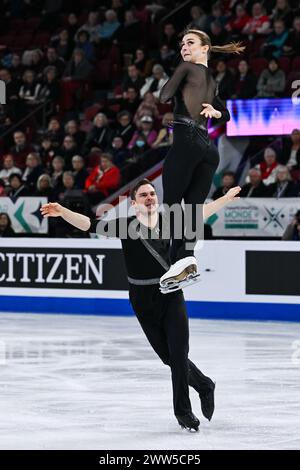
[{"left": 0, "top": 239, "right": 299, "bottom": 322}]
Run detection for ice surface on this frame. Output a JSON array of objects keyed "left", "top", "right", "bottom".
[{"left": 0, "top": 312, "right": 299, "bottom": 450}]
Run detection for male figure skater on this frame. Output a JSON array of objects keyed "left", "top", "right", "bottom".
[{"left": 41, "top": 178, "right": 240, "bottom": 431}]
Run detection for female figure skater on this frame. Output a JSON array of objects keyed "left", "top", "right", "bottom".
[{"left": 159, "top": 29, "right": 244, "bottom": 289}]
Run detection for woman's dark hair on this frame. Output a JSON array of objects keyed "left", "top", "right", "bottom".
[
  {"left": 0, "top": 212, "right": 12, "bottom": 228},
  {"left": 130, "top": 178, "right": 156, "bottom": 200},
  {"left": 8, "top": 173, "right": 23, "bottom": 183}
]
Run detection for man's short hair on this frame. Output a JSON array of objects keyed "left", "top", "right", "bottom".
[{"left": 130, "top": 178, "right": 156, "bottom": 200}]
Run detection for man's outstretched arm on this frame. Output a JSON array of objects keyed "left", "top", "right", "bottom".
[{"left": 203, "top": 186, "right": 241, "bottom": 219}]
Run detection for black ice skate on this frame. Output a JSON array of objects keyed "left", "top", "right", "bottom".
[
  {"left": 176, "top": 412, "right": 200, "bottom": 432},
  {"left": 199, "top": 382, "right": 215, "bottom": 421}
]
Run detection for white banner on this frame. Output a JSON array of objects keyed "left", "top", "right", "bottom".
[
  {"left": 0, "top": 197, "right": 48, "bottom": 234},
  {"left": 206, "top": 198, "right": 300, "bottom": 237}
]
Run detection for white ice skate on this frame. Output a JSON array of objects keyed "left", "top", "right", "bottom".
[{"left": 159, "top": 256, "right": 200, "bottom": 294}]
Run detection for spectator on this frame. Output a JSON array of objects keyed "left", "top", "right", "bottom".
[
  {"left": 64, "top": 120, "right": 86, "bottom": 151},
  {"left": 22, "top": 49, "right": 44, "bottom": 75},
  {"left": 155, "top": 44, "right": 176, "bottom": 76},
  {"left": 75, "top": 11, "right": 101, "bottom": 43},
  {"left": 98, "top": 9, "right": 120, "bottom": 40},
  {"left": 189, "top": 5, "right": 208, "bottom": 32},
  {"left": 10, "top": 131, "right": 34, "bottom": 169},
  {"left": 212, "top": 171, "right": 236, "bottom": 199},
  {"left": 0, "top": 154, "right": 22, "bottom": 185},
  {"left": 0, "top": 179, "right": 6, "bottom": 197},
  {"left": 34, "top": 173, "right": 54, "bottom": 199},
  {"left": 85, "top": 153, "right": 121, "bottom": 203},
  {"left": 37, "top": 66, "right": 60, "bottom": 103},
  {"left": 242, "top": 3, "right": 270, "bottom": 37},
  {"left": 46, "top": 117, "right": 64, "bottom": 148},
  {"left": 115, "top": 9, "right": 141, "bottom": 54},
  {"left": 108, "top": 136, "right": 130, "bottom": 167},
  {"left": 232, "top": 60, "right": 257, "bottom": 99},
  {"left": 71, "top": 155, "right": 89, "bottom": 190},
  {"left": 256, "top": 147, "right": 279, "bottom": 185},
  {"left": 282, "top": 16, "right": 300, "bottom": 57},
  {"left": 50, "top": 155, "right": 64, "bottom": 195},
  {"left": 18, "top": 70, "right": 41, "bottom": 105},
  {"left": 209, "top": 21, "right": 230, "bottom": 47},
  {"left": 151, "top": 112, "right": 174, "bottom": 149},
  {"left": 8, "top": 54, "right": 24, "bottom": 80},
  {"left": 0, "top": 68, "right": 20, "bottom": 104},
  {"left": 22, "top": 152, "right": 44, "bottom": 194},
  {"left": 121, "top": 64, "right": 145, "bottom": 94},
  {"left": 59, "top": 136, "right": 78, "bottom": 170},
  {"left": 207, "top": 2, "right": 228, "bottom": 29},
  {"left": 240, "top": 168, "right": 269, "bottom": 197},
  {"left": 140, "top": 64, "right": 169, "bottom": 99},
  {"left": 8, "top": 173, "right": 29, "bottom": 200},
  {"left": 134, "top": 91, "right": 159, "bottom": 126},
  {"left": 76, "top": 31, "right": 95, "bottom": 62},
  {"left": 133, "top": 48, "right": 153, "bottom": 77},
  {"left": 128, "top": 115, "right": 157, "bottom": 152},
  {"left": 63, "top": 48, "right": 93, "bottom": 81},
  {"left": 113, "top": 111, "right": 136, "bottom": 146},
  {"left": 270, "top": 0, "right": 293, "bottom": 29},
  {"left": 261, "top": 19, "right": 289, "bottom": 59},
  {"left": 225, "top": 4, "right": 250, "bottom": 39},
  {"left": 213, "top": 60, "right": 235, "bottom": 100},
  {"left": 159, "top": 23, "right": 178, "bottom": 52},
  {"left": 0, "top": 213, "right": 15, "bottom": 237},
  {"left": 83, "top": 113, "right": 114, "bottom": 154},
  {"left": 57, "top": 171, "right": 76, "bottom": 202},
  {"left": 39, "top": 137, "right": 56, "bottom": 169},
  {"left": 267, "top": 165, "right": 298, "bottom": 197},
  {"left": 280, "top": 129, "right": 300, "bottom": 170},
  {"left": 282, "top": 210, "right": 300, "bottom": 240},
  {"left": 115, "top": 86, "right": 141, "bottom": 115},
  {"left": 50, "top": 29, "right": 74, "bottom": 61},
  {"left": 41, "top": 47, "right": 65, "bottom": 77},
  {"left": 66, "top": 12, "right": 80, "bottom": 39},
  {"left": 256, "top": 58, "right": 286, "bottom": 97}
]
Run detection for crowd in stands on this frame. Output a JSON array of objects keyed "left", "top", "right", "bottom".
[{"left": 0, "top": 0, "right": 300, "bottom": 237}]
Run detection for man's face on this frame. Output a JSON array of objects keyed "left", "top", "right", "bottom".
[
  {"left": 128, "top": 65, "right": 138, "bottom": 78},
  {"left": 264, "top": 149, "right": 276, "bottom": 165},
  {"left": 14, "top": 132, "right": 26, "bottom": 146},
  {"left": 0, "top": 214, "right": 9, "bottom": 230},
  {"left": 72, "top": 158, "right": 84, "bottom": 170},
  {"left": 4, "top": 156, "right": 14, "bottom": 169},
  {"left": 112, "top": 137, "right": 123, "bottom": 149},
  {"left": 127, "top": 88, "right": 137, "bottom": 100},
  {"left": 132, "top": 184, "right": 158, "bottom": 215},
  {"left": 223, "top": 175, "right": 234, "bottom": 188},
  {"left": 0, "top": 70, "right": 10, "bottom": 83},
  {"left": 252, "top": 3, "right": 262, "bottom": 16},
  {"left": 63, "top": 174, "right": 74, "bottom": 189},
  {"left": 63, "top": 137, "right": 75, "bottom": 149},
  {"left": 10, "top": 176, "right": 21, "bottom": 189},
  {"left": 277, "top": 169, "right": 288, "bottom": 182},
  {"left": 164, "top": 24, "right": 175, "bottom": 36},
  {"left": 238, "top": 60, "right": 248, "bottom": 74},
  {"left": 249, "top": 170, "right": 261, "bottom": 185},
  {"left": 47, "top": 49, "right": 57, "bottom": 62},
  {"left": 274, "top": 21, "right": 284, "bottom": 35}
]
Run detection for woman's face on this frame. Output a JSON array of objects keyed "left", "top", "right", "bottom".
[
  {"left": 52, "top": 158, "right": 63, "bottom": 171},
  {"left": 24, "top": 71, "right": 34, "bottom": 83},
  {"left": 49, "top": 119, "right": 60, "bottom": 131},
  {"left": 180, "top": 33, "right": 208, "bottom": 63},
  {"left": 268, "top": 60, "right": 278, "bottom": 72},
  {"left": 136, "top": 49, "right": 144, "bottom": 61},
  {"left": 40, "top": 177, "right": 50, "bottom": 189},
  {"left": 95, "top": 115, "right": 105, "bottom": 127},
  {"left": 0, "top": 214, "right": 9, "bottom": 230},
  {"left": 238, "top": 60, "right": 248, "bottom": 74}
]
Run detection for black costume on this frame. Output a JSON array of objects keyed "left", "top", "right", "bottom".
[
  {"left": 159, "top": 61, "right": 230, "bottom": 263},
  {"left": 90, "top": 214, "right": 214, "bottom": 418}
]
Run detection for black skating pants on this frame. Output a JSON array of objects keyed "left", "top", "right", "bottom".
[
  {"left": 129, "top": 285, "right": 213, "bottom": 417},
  {"left": 162, "top": 119, "right": 219, "bottom": 264}
]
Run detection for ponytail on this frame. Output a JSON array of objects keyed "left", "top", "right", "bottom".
[
  {"left": 210, "top": 42, "right": 245, "bottom": 55},
  {"left": 183, "top": 28, "right": 245, "bottom": 57}
]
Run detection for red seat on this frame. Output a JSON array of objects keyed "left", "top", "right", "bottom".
[
  {"left": 24, "top": 17, "right": 41, "bottom": 32},
  {"left": 278, "top": 57, "right": 290, "bottom": 74},
  {"left": 292, "top": 57, "right": 300, "bottom": 71},
  {"left": 32, "top": 32, "right": 50, "bottom": 48},
  {"left": 0, "top": 35, "right": 15, "bottom": 47},
  {"left": 10, "top": 19, "right": 25, "bottom": 31},
  {"left": 13, "top": 33, "right": 33, "bottom": 49},
  {"left": 249, "top": 57, "right": 268, "bottom": 76}
]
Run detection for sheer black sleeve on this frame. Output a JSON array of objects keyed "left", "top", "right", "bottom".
[
  {"left": 212, "top": 95, "right": 230, "bottom": 122},
  {"left": 159, "top": 62, "right": 189, "bottom": 103}
]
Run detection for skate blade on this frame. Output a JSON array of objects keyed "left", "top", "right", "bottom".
[
  {"left": 160, "top": 274, "right": 201, "bottom": 294},
  {"left": 160, "top": 265, "right": 197, "bottom": 287},
  {"left": 179, "top": 424, "right": 199, "bottom": 432}
]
